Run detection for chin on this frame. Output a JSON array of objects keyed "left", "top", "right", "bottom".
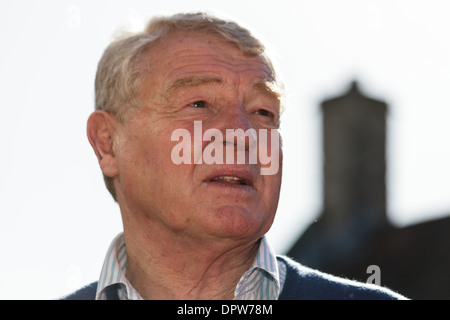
[{"left": 203, "top": 205, "right": 272, "bottom": 240}]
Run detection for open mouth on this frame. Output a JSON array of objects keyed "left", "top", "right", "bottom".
[
  {"left": 204, "top": 169, "right": 256, "bottom": 189},
  {"left": 209, "top": 176, "right": 248, "bottom": 185}
]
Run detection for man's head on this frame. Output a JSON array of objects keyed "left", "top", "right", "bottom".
[{"left": 88, "top": 12, "right": 284, "bottom": 242}]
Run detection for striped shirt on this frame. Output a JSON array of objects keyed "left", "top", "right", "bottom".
[{"left": 96, "top": 232, "right": 286, "bottom": 300}]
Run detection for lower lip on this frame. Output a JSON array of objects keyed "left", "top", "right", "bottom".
[{"left": 204, "top": 181, "right": 256, "bottom": 192}]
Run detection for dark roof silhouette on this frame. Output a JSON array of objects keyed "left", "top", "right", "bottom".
[{"left": 287, "top": 81, "right": 450, "bottom": 299}]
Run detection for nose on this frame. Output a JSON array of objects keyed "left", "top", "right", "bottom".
[
  {"left": 220, "top": 105, "right": 257, "bottom": 153},
  {"left": 221, "top": 103, "right": 253, "bottom": 132}
]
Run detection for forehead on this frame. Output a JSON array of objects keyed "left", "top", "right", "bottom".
[{"left": 144, "top": 31, "right": 275, "bottom": 90}]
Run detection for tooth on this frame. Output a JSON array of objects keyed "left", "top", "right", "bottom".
[
  {"left": 212, "top": 176, "right": 244, "bottom": 182},
  {"left": 224, "top": 176, "right": 239, "bottom": 181}
]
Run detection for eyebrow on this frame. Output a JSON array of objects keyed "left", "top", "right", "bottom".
[
  {"left": 253, "top": 80, "right": 283, "bottom": 101},
  {"left": 163, "top": 76, "right": 283, "bottom": 102},
  {"left": 164, "top": 77, "right": 223, "bottom": 98}
]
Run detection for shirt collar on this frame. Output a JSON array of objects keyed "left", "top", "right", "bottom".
[
  {"left": 96, "top": 233, "right": 142, "bottom": 300},
  {"left": 234, "top": 236, "right": 281, "bottom": 300},
  {"left": 96, "top": 232, "right": 281, "bottom": 300}
]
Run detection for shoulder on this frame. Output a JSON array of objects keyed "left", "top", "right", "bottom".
[
  {"left": 277, "top": 256, "right": 407, "bottom": 300},
  {"left": 60, "top": 282, "right": 98, "bottom": 300}
]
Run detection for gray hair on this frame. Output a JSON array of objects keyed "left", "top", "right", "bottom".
[{"left": 94, "top": 12, "right": 281, "bottom": 201}]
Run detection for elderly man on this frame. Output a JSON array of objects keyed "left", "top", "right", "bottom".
[{"left": 65, "top": 12, "right": 405, "bottom": 300}]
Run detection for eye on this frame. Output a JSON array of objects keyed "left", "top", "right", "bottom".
[
  {"left": 254, "top": 109, "right": 274, "bottom": 118},
  {"left": 188, "top": 101, "right": 206, "bottom": 108}
]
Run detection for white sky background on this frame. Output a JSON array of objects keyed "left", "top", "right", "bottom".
[{"left": 0, "top": 0, "right": 449, "bottom": 299}]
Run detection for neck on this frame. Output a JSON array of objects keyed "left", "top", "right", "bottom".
[{"left": 122, "top": 215, "right": 261, "bottom": 300}]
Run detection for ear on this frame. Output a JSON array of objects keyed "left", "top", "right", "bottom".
[{"left": 86, "top": 111, "right": 120, "bottom": 178}]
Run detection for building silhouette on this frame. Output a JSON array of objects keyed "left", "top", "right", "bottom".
[{"left": 288, "top": 81, "right": 450, "bottom": 300}]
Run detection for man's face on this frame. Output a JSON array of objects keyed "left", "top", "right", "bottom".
[{"left": 113, "top": 31, "right": 283, "bottom": 242}]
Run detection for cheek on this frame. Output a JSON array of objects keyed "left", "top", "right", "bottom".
[
  {"left": 124, "top": 131, "right": 192, "bottom": 188},
  {"left": 115, "top": 133, "right": 159, "bottom": 184},
  {"left": 124, "top": 128, "right": 172, "bottom": 166},
  {"left": 260, "top": 156, "right": 283, "bottom": 213},
  {"left": 256, "top": 129, "right": 282, "bottom": 176},
  {"left": 266, "top": 174, "right": 282, "bottom": 205}
]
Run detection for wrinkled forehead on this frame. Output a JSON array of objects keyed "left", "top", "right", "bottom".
[{"left": 142, "top": 30, "right": 281, "bottom": 93}]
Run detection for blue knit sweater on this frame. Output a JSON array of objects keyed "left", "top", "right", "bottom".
[{"left": 62, "top": 256, "right": 405, "bottom": 300}]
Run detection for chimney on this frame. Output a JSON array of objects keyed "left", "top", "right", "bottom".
[{"left": 321, "top": 81, "right": 388, "bottom": 230}]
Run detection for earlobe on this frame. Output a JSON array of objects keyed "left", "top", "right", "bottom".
[{"left": 86, "top": 111, "right": 119, "bottom": 178}]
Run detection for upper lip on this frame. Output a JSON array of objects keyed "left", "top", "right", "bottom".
[{"left": 203, "top": 168, "right": 256, "bottom": 188}]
